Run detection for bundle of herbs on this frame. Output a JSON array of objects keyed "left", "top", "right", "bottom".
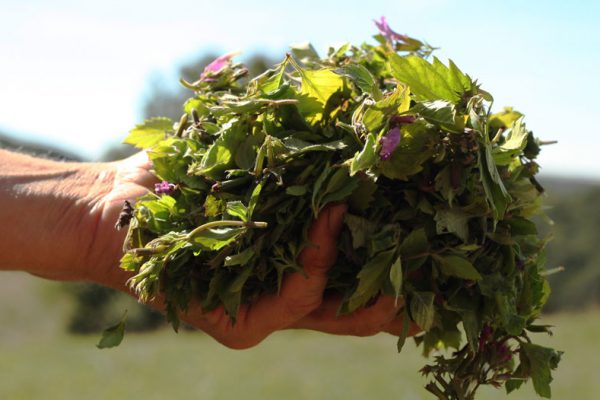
[{"left": 117, "top": 18, "right": 561, "bottom": 399}]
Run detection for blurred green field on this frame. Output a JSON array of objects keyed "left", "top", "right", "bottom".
[{"left": 1, "top": 272, "right": 598, "bottom": 400}]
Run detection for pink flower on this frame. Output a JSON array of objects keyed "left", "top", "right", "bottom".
[
  {"left": 200, "top": 52, "right": 239, "bottom": 81},
  {"left": 155, "top": 181, "right": 177, "bottom": 195},
  {"left": 379, "top": 127, "right": 402, "bottom": 160},
  {"left": 374, "top": 16, "right": 408, "bottom": 43}
]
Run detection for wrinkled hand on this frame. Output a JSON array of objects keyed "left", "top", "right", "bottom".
[{"left": 87, "top": 153, "right": 418, "bottom": 349}]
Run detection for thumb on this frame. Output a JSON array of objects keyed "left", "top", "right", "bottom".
[{"left": 298, "top": 203, "right": 348, "bottom": 274}]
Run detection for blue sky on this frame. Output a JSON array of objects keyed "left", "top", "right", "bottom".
[{"left": 0, "top": 0, "right": 598, "bottom": 177}]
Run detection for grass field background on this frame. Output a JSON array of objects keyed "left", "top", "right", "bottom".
[{"left": 1, "top": 272, "right": 598, "bottom": 400}]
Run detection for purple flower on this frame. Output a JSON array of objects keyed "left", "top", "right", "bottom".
[
  {"left": 200, "top": 52, "right": 238, "bottom": 81},
  {"left": 374, "top": 16, "right": 408, "bottom": 43},
  {"left": 379, "top": 127, "right": 401, "bottom": 161},
  {"left": 496, "top": 342, "right": 513, "bottom": 363},
  {"left": 154, "top": 181, "right": 177, "bottom": 195}
]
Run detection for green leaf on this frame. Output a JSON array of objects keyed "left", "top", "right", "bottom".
[
  {"left": 347, "top": 248, "right": 396, "bottom": 312},
  {"left": 431, "top": 57, "right": 472, "bottom": 95},
  {"left": 479, "top": 144, "right": 511, "bottom": 220},
  {"left": 521, "top": 343, "right": 562, "bottom": 398},
  {"left": 350, "top": 133, "right": 377, "bottom": 176},
  {"left": 389, "top": 54, "right": 460, "bottom": 102},
  {"left": 434, "top": 165, "right": 457, "bottom": 205},
  {"left": 379, "top": 122, "right": 436, "bottom": 180},
  {"left": 300, "top": 67, "right": 345, "bottom": 106},
  {"left": 348, "top": 178, "right": 377, "bottom": 212},
  {"left": 247, "top": 182, "right": 263, "bottom": 218},
  {"left": 363, "top": 85, "right": 410, "bottom": 132},
  {"left": 489, "top": 107, "right": 524, "bottom": 130},
  {"left": 493, "top": 117, "right": 528, "bottom": 165},
  {"left": 124, "top": 117, "right": 173, "bottom": 149},
  {"left": 286, "top": 185, "right": 307, "bottom": 196},
  {"left": 226, "top": 201, "right": 248, "bottom": 222},
  {"left": 389, "top": 257, "right": 403, "bottom": 304},
  {"left": 506, "top": 378, "right": 525, "bottom": 394},
  {"left": 411, "top": 100, "right": 458, "bottom": 131},
  {"left": 508, "top": 217, "right": 538, "bottom": 236},
  {"left": 194, "top": 120, "right": 246, "bottom": 180},
  {"left": 399, "top": 228, "right": 429, "bottom": 257},
  {"left": 434, "top": 207, "right": 470, "bottom": 242},
  {"left": 434, "top": 254, "right": 482, "bottom": 280},
  {"left": 191, "top": 227, "right": 245, "bottom": 251},
  {"left": 282, "top": 137, "right": 347, "bottom": 156},
  {"left": 290, "top": 42, "right": 320, "bottom": 64},
  {"left": 253, "top": 59, "right": 288, "bottom": 94},
  {"left": 410, "top": 291, "right": 435, "bottom": 331},
  {"left": 344, "top": 214, "right": 377, "bottom": 249},
  {"left": 97, "top": 312, "right": 127, "bottom": 349},
  {"left": 220, "top": 271, "right": 251, "bottom": 318},
  {"left": 224, "top": 247, "right": 255, "bottom": 267},
  {"left": 336, "top": 64, "right": 383, "bottom": 100},
  {"left": 396, "top": 309, "right": 411, "bottom": 352}
]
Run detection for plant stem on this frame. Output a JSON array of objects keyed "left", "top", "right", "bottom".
[{"left": 186, "top": 220, "right": 268, "bottom": 241}]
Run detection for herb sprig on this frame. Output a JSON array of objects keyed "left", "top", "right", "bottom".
[{"left": 117, "top": 17, "right": 561, "bottom": 399}]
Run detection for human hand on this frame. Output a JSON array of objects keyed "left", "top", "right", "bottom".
[
  {"left": 93, "top": 154, "right": 419, "bottom": 347},
  {"left": 0, "top": 149, "right": 418, "bottom": 349}
]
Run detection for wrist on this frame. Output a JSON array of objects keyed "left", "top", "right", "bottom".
[{"left": 0, "top": 150, "right": 117, "bottom": 282}]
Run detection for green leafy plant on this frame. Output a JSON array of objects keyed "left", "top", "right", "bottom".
[{"left": 116, "top": 17, "right": 561, "bottom": 399}]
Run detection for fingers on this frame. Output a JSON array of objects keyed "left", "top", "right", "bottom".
[
  {"left": 290, "top": 295, "right": 402, "bottom": 337},
  {"left": 182, "top": 203, "right": 348, "bottom": 349},
  {"left": 242, "top": 204, "right": 348, "bottom": 335}
]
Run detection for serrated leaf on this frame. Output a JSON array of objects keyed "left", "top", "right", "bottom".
[
  {"left": 434, "top": 207, "right": 470, "bottom": 242},
  {"left": 336, "top": 64, "right": 383, "bottom": 100},
  {"left": 431, "top": 57, "right": 472, "bottom": 95},
  {"left": 493, "top": 117, "right": 528, "bottom": 165},
  {"left": 290, "top": 42, "right": 320, "bottom": 64},
  {"left": 124, "top": 117, "right": 173, "bottom": 149},
  {"left": 300, "top": 67, "right": 344, "bottom": 106},
  {"left": 389, "top": 54, "right": 460, "bottom": 102},
  {"left": 347, "top": 248, "right": 396, "bottom": 312},
  {"left": 521, "top": 343, "right": 562, "bottom": 398},
  {"left": 412, "top": 100, "right": 457, "bottom": 130}
]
